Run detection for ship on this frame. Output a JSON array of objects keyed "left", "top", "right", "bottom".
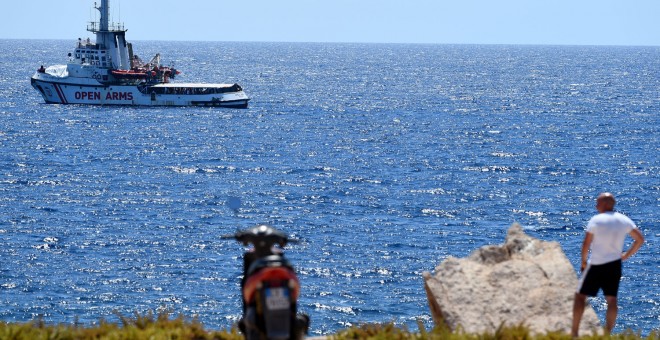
[{"left": 31, "top": 0, "right": 250, "bottom": 108}]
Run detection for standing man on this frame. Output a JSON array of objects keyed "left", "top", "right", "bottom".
[{"left": 571, "top": 192, "right": 644, "bottom": 337}]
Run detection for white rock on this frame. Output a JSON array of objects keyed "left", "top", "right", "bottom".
[{"left": 423, "top": 223, "right": 601, "bottom": 335}]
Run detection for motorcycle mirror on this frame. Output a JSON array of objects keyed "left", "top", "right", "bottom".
[{"left": 226, "top": 196, "right": 241, "bottom": 212}]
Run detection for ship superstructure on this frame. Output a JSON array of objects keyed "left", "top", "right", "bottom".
[{"left": 31, "top": 0, "right": 249, "bottom": 108}]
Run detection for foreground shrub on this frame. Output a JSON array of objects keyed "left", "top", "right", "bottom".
[
  {"left": 0, "top": 311, "right": 242, "bottom": 340},
  {"left": 331, "top": 321, "right": 660, "bottom": 340},
  {"left": 1, "top": 314, "right": 658, "bottom": 339}
]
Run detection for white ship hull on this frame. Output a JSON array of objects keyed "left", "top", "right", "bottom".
[{"left": 31, "top": 75, "right": 249, "bottom": 108}]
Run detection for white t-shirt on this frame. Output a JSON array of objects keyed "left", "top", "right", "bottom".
[{"left": 586, "top": 211, "right": 636, "bottom": 265}]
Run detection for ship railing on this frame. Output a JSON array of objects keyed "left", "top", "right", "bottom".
[
  {"left": 77, "top": 39, "right": 98, "bottom": 49},
  {"left": 87, "top": 22, "right": 126, "bottom": 32}
]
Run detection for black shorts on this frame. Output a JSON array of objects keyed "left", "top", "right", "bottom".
[{"left": 577, "top": 259, "right": 622, "bottom": 297}]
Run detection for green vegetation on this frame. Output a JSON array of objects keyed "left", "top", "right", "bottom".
[
  {"left": 333, "top": 321, "right": 660, "bottom": 340},
  {"left": 1, "top": 313, "right": 658, "bottom": 340},
  {"left": 0, "top": 312, "right": 242, "bottom": 340}
]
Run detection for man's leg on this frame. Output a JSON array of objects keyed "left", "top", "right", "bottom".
[
  {"left": 572, "top": 293, "right": 588, "bottom": 337},
  {"left": 604, "top": 295, "right": 618, "bottom": 335}
]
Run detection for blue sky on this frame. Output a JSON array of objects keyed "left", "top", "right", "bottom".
[{"left": 2, "top": 0, "right": 659, "bottom": 46}]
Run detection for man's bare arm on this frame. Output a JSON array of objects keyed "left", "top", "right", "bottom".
[
  {"left": 622, "top": 228, "right": 644, "bottom": 261},
  {"left": 581, "top": 232, "right": 594, "bottom": 272}
]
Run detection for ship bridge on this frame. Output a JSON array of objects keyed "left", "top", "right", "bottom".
[{"left": 85, "top": 0, "right": 131, "bottom": 70}]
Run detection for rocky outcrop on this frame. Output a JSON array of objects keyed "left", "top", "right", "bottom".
[{"left": 423, "top": 223, "right": 601, "bottom": 335}]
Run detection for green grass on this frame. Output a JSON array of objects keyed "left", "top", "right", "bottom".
[
  {"left": 1, "top": 313, "right": 658, "bottom": 339},
  {"left": 332, "top": 321, "right": 660, "bottom": 340},
  {"left": 0, "top": 312, "right": 243, "bottom": 340}
]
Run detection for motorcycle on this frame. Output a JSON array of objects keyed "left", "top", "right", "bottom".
[{"left": 223, "top": 224, "right": 309, "bottom": 340}]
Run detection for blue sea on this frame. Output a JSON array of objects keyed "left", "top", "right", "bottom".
[{"left": 1, "top": 40, "right": 658, "bottom": 336}]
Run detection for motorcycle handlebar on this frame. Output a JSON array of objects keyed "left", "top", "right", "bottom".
[{"left": 221, "top": 224, "right": 299, "bottom": 247}]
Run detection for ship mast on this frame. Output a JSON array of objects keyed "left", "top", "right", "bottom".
[
  {"left": 98, "top": 0, "right": 110, "bottom": 31},
  {"left": 88, "top": 0, "right": 130, "bottom": 70}
]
